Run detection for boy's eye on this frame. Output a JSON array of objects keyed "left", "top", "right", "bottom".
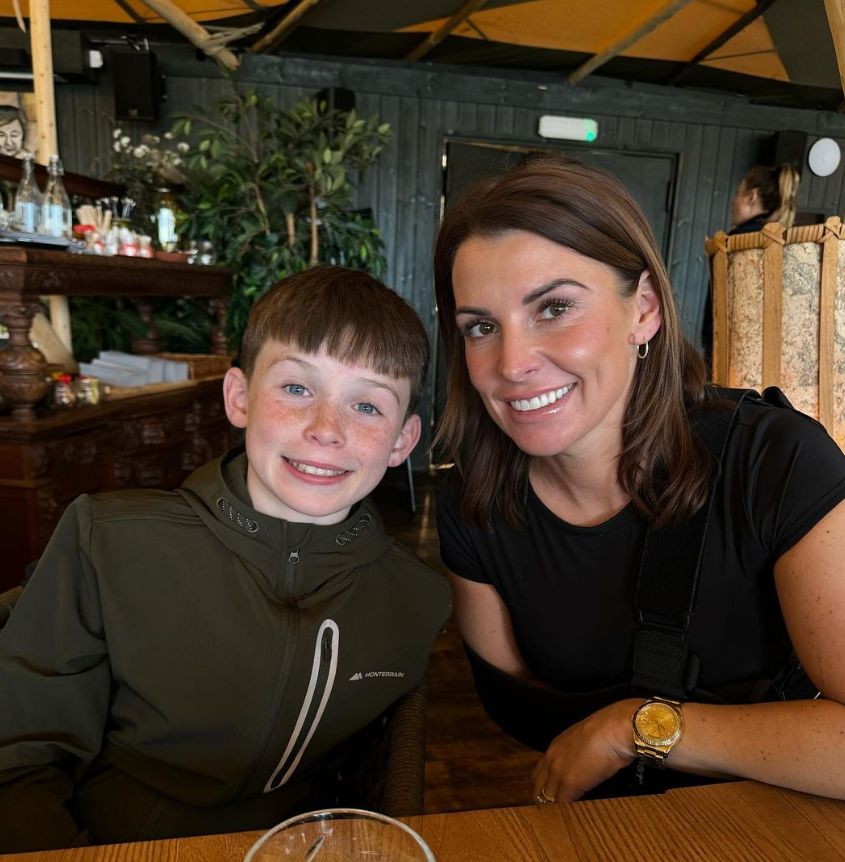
[
  {"left": 355, "top": 402, "right": 381, "bottom": 416},
  {"left": 539, "top": 299, "right": 573, "bottom": 319},
  {"left": 284, "top": 384, "right": 309, "bottom": 397},
  {"left": 462, "top": 319, "right": 497, "bottom": 339}
]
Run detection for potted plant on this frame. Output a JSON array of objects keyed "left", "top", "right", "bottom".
[{"left": 171, "top": 88, "right": 392, "bottom": 343}]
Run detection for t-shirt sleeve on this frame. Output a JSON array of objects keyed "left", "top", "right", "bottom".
[
  {"left": 738, "top": 404, "right": 845, "bottom": 559},
  {"left": 436, "top": 476, "right": 491, "bottom": 583}
]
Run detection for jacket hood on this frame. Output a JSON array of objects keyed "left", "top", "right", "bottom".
[{"left": 178, "top": 448, "right": 395, "bottom": 598}]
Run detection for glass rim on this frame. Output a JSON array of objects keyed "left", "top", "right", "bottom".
[{"left": 243, "top": 807, "right": 435, "bottom": 862}]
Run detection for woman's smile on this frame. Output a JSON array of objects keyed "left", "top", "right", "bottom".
[{"left": 508, "top": 383, "right": 575, "bottom": 413}]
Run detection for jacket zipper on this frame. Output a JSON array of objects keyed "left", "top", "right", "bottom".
[{"left": 263, "top": 617, "right": 339, "bottom": 792}]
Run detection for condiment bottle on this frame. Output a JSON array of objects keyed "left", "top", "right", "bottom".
[
  {"left": 41, "top": 154, "right": 72, "bottom": 238},
  {"left": 14, "top": 151, "right": 41, "bottom": 233}
]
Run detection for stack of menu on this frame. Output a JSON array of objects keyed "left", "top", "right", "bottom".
[{"left": 78, "top": 351, "right": 190, "bottom": 388}]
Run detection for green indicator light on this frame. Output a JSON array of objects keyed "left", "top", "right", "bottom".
[{"left": 586, "top": 130, "right": 596, "bottom": 142}]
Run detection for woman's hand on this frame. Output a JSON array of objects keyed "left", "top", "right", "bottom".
[{"left": 531, "top": 699, "right": 640, "bottom": 803}]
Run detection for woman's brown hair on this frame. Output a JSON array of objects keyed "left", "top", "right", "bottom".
[{"left": 433, "top": 157, "right": 710, "bottom": 529}]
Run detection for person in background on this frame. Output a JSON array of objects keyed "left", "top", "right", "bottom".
[
  {"left": 0, "top": 267, "right": 450, "bottom": 851},
  {"left": 0, "top": 106, "right": 27, "bottom": 158},
  {"left": 701, "top": 163, "right": 801, "bottom": 369},
  {"left": 433, "top": 157, "right": 845, "bottom": 804}
]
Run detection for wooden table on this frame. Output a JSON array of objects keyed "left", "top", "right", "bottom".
[{"left": 3, "top": 781, "right": 844, "bottom": 861}]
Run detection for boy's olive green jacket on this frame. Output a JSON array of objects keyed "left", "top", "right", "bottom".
[{"left": 0, "top": 449, "right": 450, "bottom": 851}]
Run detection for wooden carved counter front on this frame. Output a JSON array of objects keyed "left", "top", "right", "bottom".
[
  {"left": 0, "top": 379, "right": 241, "bottom": 590},
  {"left": 0, "top": 248, "right": 237, "bottom": 590}
]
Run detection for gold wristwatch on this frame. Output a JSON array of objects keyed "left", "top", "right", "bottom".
[{"left": 632, "top": 696, "right": 684, "bottom": 769}]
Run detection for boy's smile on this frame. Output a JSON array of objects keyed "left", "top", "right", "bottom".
[{"left": 223, "top": 341, "right": 421, "bottom": 525}]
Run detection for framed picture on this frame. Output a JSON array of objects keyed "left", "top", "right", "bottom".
[{"left": 0, "top": 92, "right": 37, "bottom": 159}]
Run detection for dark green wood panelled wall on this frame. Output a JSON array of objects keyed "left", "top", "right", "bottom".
[{"left": 53, "top": 49, "right": 845, "bottom": 460}]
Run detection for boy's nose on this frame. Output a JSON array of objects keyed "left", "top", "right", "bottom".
[
  {"left": 498, "top": 329, "right": 542, "bottom": 381},
  {"left": 305, "top": 404, "right": 345, "bottom": 447}
]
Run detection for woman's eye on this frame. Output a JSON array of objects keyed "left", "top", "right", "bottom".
[
  {"left": 462, "top": 320, "right": 497, "bottom": 339},
  {"left": 539, "top": 300, "right": 572, "bottom": 319},
  {"left": 355, "top": 402, "right": 381, "bottom": 416},
  {"left": 284, "top": 384, "right": 309, "bottom": 397}
]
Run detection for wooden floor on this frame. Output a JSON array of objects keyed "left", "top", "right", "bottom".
[{"left": 374, "top": 467, "right": 539, "bottom": 814}]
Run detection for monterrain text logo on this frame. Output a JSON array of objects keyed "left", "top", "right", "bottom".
[{"left": 348, "top": 671, "right": 405, "bottom": 681}]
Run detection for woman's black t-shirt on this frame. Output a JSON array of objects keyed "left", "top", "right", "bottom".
[{"left": 437, "top": 399, "right": 845, "bottom": 694}]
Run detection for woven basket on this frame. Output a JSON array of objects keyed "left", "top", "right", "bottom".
[{"left": 705, "top": 217, "right": 845, "bottom": 449}]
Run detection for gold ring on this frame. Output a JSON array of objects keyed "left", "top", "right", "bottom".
[{"left": 534, "top": 789, "right": 555, "bottom": 804}]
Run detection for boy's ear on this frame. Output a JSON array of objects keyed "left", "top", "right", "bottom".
[
  {"left": 387, "top": 413, "right": 422, "bottom": 468},
  {"left": 223, "top": 367, "right": 249, "bottom": 429}
]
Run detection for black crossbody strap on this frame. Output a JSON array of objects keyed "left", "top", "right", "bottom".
[{"left": 631, "top": 389, "right": 755, "bottom": 699}]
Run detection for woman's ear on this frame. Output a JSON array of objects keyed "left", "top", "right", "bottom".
[
  {"left": 387, "top": 413, "right": 422, "bottom": 468},
  {"left": 631, "top": 269, "right": 662, "bottom": 345},
  {"left": 223, "top": 367, "right": 249, "bottom": 429}
]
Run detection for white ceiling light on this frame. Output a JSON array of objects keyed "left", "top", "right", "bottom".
[
  {"left": 807, "top": 137, "right": 841, "bottom": 177},
  {"left": 538, "top": 115, "right": 599, "bottom": 142}
]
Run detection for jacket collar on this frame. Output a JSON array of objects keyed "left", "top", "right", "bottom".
[{"left": 178, "top": 448, "right": 394, "bottom": 578}]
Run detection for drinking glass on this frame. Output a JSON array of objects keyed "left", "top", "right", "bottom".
[{"left": 243, "top": 807, "right": 436, "bottom": 861}]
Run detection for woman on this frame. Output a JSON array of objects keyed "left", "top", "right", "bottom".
[
  {"left": 434, "top": 157, "right": 845, "bottom": 803},
  {"left": 702, "top": 163, "right": 800, "bottom": 367}
]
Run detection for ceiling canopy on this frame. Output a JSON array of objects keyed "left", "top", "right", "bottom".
[{"left": 4, "top": 0, "right": 843, "bottom": 110}]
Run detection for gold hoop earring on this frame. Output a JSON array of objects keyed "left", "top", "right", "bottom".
[{"left": 636, "top": 341, "right": 649, "bottom": 360}]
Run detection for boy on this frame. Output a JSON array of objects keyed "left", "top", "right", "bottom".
[{"left": 0, "top": 267, "right": 451, "bottom": 850}]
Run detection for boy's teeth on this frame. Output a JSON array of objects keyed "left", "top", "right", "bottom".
[
  {"left": 510, "top": 384, "right": 573, "bottom": 412},
  {"left": 289, "top": 460, "right": 346, "bottom": 477}
]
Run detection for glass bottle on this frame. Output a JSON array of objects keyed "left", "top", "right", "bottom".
[
  {"left": 14, "top": 151, "right": 41, "bottom": 234},
  {"left": 155, "top": 187, "right": 180, "bottom": 252},
  {"left": 40, "top": 154, "right": 72, "bottom": 238}
]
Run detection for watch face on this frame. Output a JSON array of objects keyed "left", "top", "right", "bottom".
[{"left": 634, "top": 702, "right": 682, "bottom": 746}]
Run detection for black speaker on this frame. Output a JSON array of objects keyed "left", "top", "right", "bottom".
[
  {"left": 112, "top": 50, "right": 161, "bottom": 121},
  {"left": 314, "top": 87, "right": 355, "bottom": 114},
  {"left": 762, "top": 130, "right": 808, "bottom": 177}
]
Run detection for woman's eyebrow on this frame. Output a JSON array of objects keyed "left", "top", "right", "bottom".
[
  {"left": 522, "top": 279, "right": 589, "bottom": 305},
  {"left": 455, "top": 278, "right": 590, "bottom": 316}
]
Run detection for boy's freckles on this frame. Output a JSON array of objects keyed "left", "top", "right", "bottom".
[{"left": 224, "top": 341, "right": 420, "bottom": 526}]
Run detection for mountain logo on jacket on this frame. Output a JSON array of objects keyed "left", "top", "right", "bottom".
[{"left": 348, "top": 670, "right": 405, "bottom": 680}]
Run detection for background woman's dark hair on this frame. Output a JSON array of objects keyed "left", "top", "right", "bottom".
[
  {"left": 433, "top": 157, "right": 710, "bottom": 529},
  {"left": 742, "top": 163, "right": 800, "bottom": 228}
]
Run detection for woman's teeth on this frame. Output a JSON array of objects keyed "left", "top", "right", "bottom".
[
  {"left": 288, "top": 460, "right": 346, "bottom": 477},
  {"left": 509, "top": 384, "right": 573, "bottom": 412}
]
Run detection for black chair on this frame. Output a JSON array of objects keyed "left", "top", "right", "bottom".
[{"left": 338, "top": 676, "right": 428, "bottom": 817}]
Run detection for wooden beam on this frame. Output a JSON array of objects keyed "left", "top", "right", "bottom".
[
  {"left": 825, "top": 0, "right": 845, "bottom": 100},
  {"left": 669, "top": 0, "right": 777, "bottom": 86},
  {"left": 136, "top": 0, "right": 240, "bottom": 70},
  {"left": 251, "top": 0, "right": 322, "bottom": 54},
  {"left": 569, "top": 0, "right": 694, "bottom": 86},
  {"left": 30, "top": 0, "right": 72, "bottom": 353},
  {"left": 406, "top": 0, "right": 490, "bottom": 63}
]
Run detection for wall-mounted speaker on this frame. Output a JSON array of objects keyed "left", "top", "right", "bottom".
[
  {"left": 314, "top": 87, "right": 355, "bottom": 114},
  {"left": 112, "top": 50, "right": 161, "bottom": 121},
  {"left": 761, "top": 130, "right": 808, "bottom": 178}
]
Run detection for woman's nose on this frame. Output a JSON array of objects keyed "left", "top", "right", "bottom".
[
  {"left": 497, "top": 328, "right": 542, "bottom": 381},
  {"left": 305, "top": 403, "right": 345, "bottom": 446}
]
